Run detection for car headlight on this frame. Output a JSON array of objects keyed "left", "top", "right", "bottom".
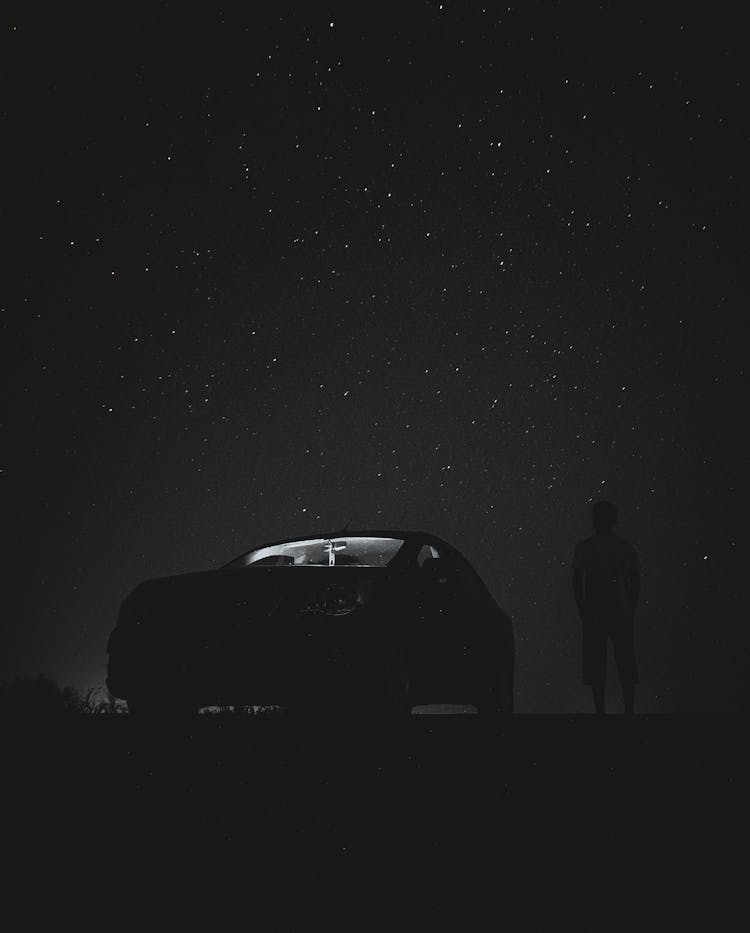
[{"left": 300, "top": 582, "right": 370, "bottom": 616}]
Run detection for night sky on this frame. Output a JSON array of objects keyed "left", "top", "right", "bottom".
[{"left": 4, "top": 2, "right": 747, "bottom": 712}]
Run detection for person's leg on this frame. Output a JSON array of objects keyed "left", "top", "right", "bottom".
[
  {"left": 591, "top": 680, "right": 606, "bottom": 715},
  {"left": 622, "top": 681, "right": 635, "bottom": 716},
  {"left": 612, "top": 614, "right": 638, "bottom": 715},
  {"left": 583, "top": 615, "right": 607, "bottom": 714}
]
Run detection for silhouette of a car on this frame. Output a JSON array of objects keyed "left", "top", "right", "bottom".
[{"left": 106, "top": 530, "right": 514, "bottom": 716}]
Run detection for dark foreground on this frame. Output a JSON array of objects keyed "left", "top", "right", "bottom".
[{"left": 3, "top": 714, "right": 746, "bottom": 925}]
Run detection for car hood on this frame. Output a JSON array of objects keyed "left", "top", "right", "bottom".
[{"left": 119, "top": 565, "right": 398, "bottom": 621}]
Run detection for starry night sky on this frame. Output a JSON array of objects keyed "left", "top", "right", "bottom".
[{"left": 4, "top": 2, "right": 747, "bottom": 712}]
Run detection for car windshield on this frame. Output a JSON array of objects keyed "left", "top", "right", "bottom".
[{"left": 226, "top": 536, "right": 405, "bottom": 569}]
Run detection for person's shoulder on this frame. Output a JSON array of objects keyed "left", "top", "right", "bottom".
[
  {"left": 572, "top": 536, "right": 595, "bottom": 563},
  {"left": 613, "top": 534, "right": 640, "bottom": 563}
]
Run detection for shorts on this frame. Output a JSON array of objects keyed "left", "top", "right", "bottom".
[{"left": 582, "top": 611, "right": 639, "bottom": 686}]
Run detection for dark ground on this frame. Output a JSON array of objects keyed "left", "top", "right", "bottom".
[{"left": 4, "top": 714, "right": 746, "bottom": 926}]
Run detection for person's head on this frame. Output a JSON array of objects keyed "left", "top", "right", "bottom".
[{"left": 592, "top": 500, "right": 618, "bottom": 532}]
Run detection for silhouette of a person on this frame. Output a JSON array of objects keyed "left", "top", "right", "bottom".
[{"left": 572, "top": 501, "right": 641, "bottom": 715}]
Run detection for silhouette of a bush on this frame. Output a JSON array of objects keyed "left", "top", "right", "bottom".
[
  {"left": 0, "top": 675, "right": 125, "bottom": 716},
  {"left": 82, "top": 684, "right": 128, "bottom": 714},
  {"left": 198, "top": 704, "right": 284, "bottom": 717},
  {"left": 0, "top": 674, "right": 80, "bottom": 717}
]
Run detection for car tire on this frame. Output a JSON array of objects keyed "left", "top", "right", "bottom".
[
  {"left": 382, "top": 644, "right": 413, "bottom": 718},
  {"left": 476, "top": 668, "right": 514, "bottom": 716}
]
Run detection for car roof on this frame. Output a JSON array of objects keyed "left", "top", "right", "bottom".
[{"left": 243, "top": 529, "right": 449, "bottom": 547}]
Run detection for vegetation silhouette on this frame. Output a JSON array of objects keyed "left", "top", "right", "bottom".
[
  {"left": 0, "top": 674, "right": 125, "bottom": 717},
  {"left": 0, "top": 675, "right": 287, "bottom": 717}
]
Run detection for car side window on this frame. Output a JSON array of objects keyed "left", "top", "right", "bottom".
[{"left": 417, "top": 544, "right": 440, "bottom": 568}]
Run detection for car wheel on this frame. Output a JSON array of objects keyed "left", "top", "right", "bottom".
[
  {"left": 476, "top": 669, "right": 514, "bottom": 716},
  {"left": 382, "top": 645, "right": 413, "bottom": 717}
]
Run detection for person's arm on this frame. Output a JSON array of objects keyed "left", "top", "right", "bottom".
[
  {"left": 629, "top": 568, "right": 641, "bottom": 611},
  {"left": 628, "top": 547, "right": 641, "bottom": 611},
  {"left": 573, "top": 567, "right": 586, "bottom": 621}
]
